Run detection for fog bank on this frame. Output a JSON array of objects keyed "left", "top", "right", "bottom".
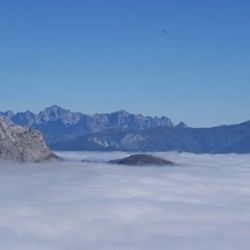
[{"left": 0, "top": 152, "right": 250, "bottom": 249}]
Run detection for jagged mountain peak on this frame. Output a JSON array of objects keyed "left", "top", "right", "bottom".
[
  {"left": 175, "top": 122, "right": 188, "bottom": 128},
  {"left": 0, "top": 106, "right": 176, "bottom": 144},
  {"left": 23, "top": 110, "right": 34, "bottom": 115},
  {"left": 113, "top": 109, "right": 130, "bottom": 115},
  {"left": 4, "top": 110, "right": 15, "bottom": 116},
  {"left": 36, "top": 105, "right": 81, "bottom": 125},
  {"left": 41, "top": 105, "right": 69, "bottom": 115},
  {"left": 0, "top": 110, "right": 15, "bottom": 122}
]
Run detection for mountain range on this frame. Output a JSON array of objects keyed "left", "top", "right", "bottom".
[
  {"left": 0, "top": 105, "right": 176, "bottom": 143},
  {"left": 1, "top": 105, "right": 250, "bottom": 154}
]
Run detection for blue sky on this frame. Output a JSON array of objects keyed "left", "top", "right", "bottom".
[{"left": 0, "top": 0, "right": 250, "bottom": 127}]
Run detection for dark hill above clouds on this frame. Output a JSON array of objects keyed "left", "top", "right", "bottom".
[{"left": 109, "top": 154, "right": 175, "bottom": 166}]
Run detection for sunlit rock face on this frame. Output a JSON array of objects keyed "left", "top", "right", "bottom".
[{"left": 0, "top": 120, "right": 54, "bottom": 162}]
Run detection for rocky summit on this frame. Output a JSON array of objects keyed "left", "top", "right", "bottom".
[
  {"left": 0, "top": 105, "right": 175, "bottom": 144},
  {"left": 0, "top": 120, "right": 55, "bottom": 162},
  {"left": 109, "top": 154, "right": 175, "bottom": 166}
]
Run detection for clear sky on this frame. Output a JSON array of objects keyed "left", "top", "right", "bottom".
[{"left": 0, "top": 0, "right": 250, "bottom": 127}]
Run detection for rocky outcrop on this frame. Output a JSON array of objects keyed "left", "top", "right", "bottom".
[
  {"left": 109, "top": 154, "right": 175, "bottom": 166},
  {"left": 0, "top": 120, "right": 56, "bottom": 162}
]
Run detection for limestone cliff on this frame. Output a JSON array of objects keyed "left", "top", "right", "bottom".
[{"left": 0, "top": 120, "right": 55, "bottom": 162}]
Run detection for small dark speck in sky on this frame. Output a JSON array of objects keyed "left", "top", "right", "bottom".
[{"left": 162, "top": 28, "right": 168, "bottom": 35}]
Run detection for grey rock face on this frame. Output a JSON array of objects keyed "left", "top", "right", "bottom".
[{"left": 0, "top": 120, "right": 54, "bottom": 162}]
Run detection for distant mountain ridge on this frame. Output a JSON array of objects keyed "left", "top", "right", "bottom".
[
  {"left": 2, "top": 105, "right": 250, "bottom": 154},
  {"left": 0, "top": 105, "right": 176, "bottom": 144},
  {"left": 50, "top": 121, "right": 250, "bottom": 154}
]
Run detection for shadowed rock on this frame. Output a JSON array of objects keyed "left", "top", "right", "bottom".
[{"left": 109, "top": 154, "right": 175, "bottom": 166}]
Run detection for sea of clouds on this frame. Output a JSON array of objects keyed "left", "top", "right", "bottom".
[{"left": 0, "top": 151, "right": 250, "bottom": 250}]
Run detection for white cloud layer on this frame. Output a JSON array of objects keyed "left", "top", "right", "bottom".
[{"left": 0, "top": 151, "right": 250, "bottom": 249}]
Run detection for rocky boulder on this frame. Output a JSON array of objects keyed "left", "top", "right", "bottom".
[{"left": 0, "top": 120, "right": 56, "bottom": 162}]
